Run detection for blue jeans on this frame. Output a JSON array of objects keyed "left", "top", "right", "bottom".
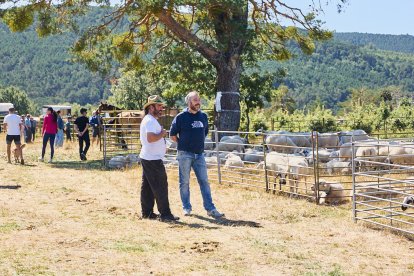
[{"left": 177, "top": 151, "right": 216, "bottom": 212}]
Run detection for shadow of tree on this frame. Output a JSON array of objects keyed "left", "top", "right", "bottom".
[
  {"left": 192, "top": 214, "right": 262, "bottom": 228},
  {"left": 0, "top": 185, "right": 21, "bottom": 190}
]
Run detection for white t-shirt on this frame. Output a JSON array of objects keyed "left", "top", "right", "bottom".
[
  {"left": 139, "top": 114, "right": 166, "bottom": 160},
  {"left": 4, "top": 114, "right": 22, "bottom": 135}
]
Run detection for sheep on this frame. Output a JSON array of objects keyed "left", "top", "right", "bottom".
[
  {"left": 108, "top": 156, "right": 127, "bottom": 169},
  {"left": 224, "top": 153, "right": 244, "bottom": 169},
  {"left": 287, "top": 155, "right": 310, "bottom": 195},
  {"left": 264, "top": 152, "right": 290, "bottom": 185},
  {"left": 326, "top": 160, "right": 351, "bottom": 175},
  {"left": 265, "top": 135, "right": 298, "bottom": 154},
  {"left": 339, "top": 129, "right": 369, "bottom": 145},
  {"left": 243, "top": 148, "right": 264, "bottom": 163},
  {"left": 204, "top": 137, "right": 215, "bottom": 151},
  {"left": 385, "top": 146, "right": 414, "bottom": 165},
  {"left": 204, "top": 156, "right": 218, "bottom": 169},
  {"left": 317, "top": 133, "right": 339, "bottom": 149},
  {"left": 312, "top": 180, "right": 347, "bottom": 205},
  {"left": 355, "top": 146, "right": 379, "bottom": 171},
  {"left": 217, "top": 136, "right": 245, "bottom": 153},
  {"left": 401, "top": 196, "right": 414, "bottom": 211},
  {"left": 339, "top": 142, "right": 357, "bottom": 161}
]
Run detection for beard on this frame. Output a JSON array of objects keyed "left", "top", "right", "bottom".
[
  {"left": 150, "top": 108, "right": 163, "bottom": 118},
  {"left": 190, "top": 103, "right": 200, "bottom": 112}
]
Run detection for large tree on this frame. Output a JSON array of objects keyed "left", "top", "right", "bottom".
[{"left": 0, "top": 0, "right": 347, "bottom": 131}]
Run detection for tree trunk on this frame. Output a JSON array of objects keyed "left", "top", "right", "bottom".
[{"left": 214, "top": 62, "right": 242, "bottom": 132}]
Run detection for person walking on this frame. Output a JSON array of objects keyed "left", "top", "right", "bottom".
[
  {"left": 65, "top": 117, "right": 72, "bottom": 141},
  {"left": 24, "top": 114, "right": 32, "bottom": 143},
  {"left": 89, "top": 111, "right": 101, "bottom": 146},
  {"left": 55, "top": 110, "right": 64, "bottom": 147},
  {"left": 140, "top": 95, "right": 179, "bottom": 222},
  {"left": 74, "top": 108, "right": 90, "bottom": 161},
  {"left": 39, "top": 107, "right": 58, "bottom": 163},
  {"left": 170, "top": 91, "right": 224, "bottom": 218},
  {"left": 3, "top": 107, "right": 24, "bottom": 164},
  {"left": 30, "top": 117, "right": 37, "bottom": 142}
]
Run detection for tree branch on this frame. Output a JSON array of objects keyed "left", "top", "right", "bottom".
[{"left": 156, "top": 9, "right": 220, "bottom": 66}]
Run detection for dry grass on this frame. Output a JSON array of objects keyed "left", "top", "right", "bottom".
[{"left": 1, "top": 133, "right": 414, "bottom": 275}]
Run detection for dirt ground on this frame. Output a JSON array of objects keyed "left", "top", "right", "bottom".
[{"left": 1, "top": 133, "right": 414, "bottom": 275}]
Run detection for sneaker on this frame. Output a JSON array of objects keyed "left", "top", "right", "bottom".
[
  {"left": 38, "top": 157, "right": 44, "bottom": 162},
  {"left": 20, "top": 159, "right": 25, "bottom": 165},
  {"left": 183, "top": 209, "right": 192, "bottom": 216},
  {"left": 142, "top": 212, "right": 159, "bottom": 220},
  {"left": 207, "top": 209, "right": 225, "bottom": 218},
  {"left": 160, "top": 214, "right": 180, "bottom": 222},
  {"left": 80, "top": 153, "right": 87, "bottom": 161},
  {"left": 48, "top": 159, "right": 53, "bottom": 163}
]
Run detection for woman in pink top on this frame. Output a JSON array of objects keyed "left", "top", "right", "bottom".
[{"left": 39, "top": 107, "right": 58, "bottom": 162}]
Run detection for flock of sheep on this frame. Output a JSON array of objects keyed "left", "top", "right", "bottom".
[{"left": 107, "top": 128, "right": 414, "bottom": 210}]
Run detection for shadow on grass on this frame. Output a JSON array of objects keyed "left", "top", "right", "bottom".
[
  {"left": 192, "top": 214, "right": 262, "bottom": 228},
  {"left": 50, "top": 159, "right": 105, "bottom": 171},
  {"left": 164, "top": 220, "right": 220, "bottom": 230},
  {"left": 0, "top": 185, "right": 21, "bottom": 190}
]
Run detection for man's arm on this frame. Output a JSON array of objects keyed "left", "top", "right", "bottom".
[
  {"left": 74, "top": 124, "right": 80, "bottom": 135},
  {"left": 170, "top": 135, "right": 178, "bottom": 143},
  {"left": 147, "top": 129, "right": 166, "bottom": 143},
  {"left": 3, "top": 123, "right": 7, "bottom": 133}
]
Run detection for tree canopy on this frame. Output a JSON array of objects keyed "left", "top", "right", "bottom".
[{"left": 0, "top": 0, "right": 346, "bottom": 131}]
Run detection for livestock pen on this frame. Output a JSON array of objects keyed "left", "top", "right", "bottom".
[{"left": 352, "top": 139, "right": 414, "bottom": 237}]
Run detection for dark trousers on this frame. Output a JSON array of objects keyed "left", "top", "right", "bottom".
[
  {"left": 66, "top": 130, "right": 72, "bottom": 141},
  {"left": 42, "top": 133, "right": 56, "bottom": 159},
  {"left": 141, "top": 159, "right": 172, "bottom": 217},
  {"left": 25, "top": 128, "right": 32, "bottom": 143},
  {"left": 78, "top": 132, "right": 90, "bottom": 156},
  {"left": 31, "top": 128, "right": 36, "bottom": 141}
]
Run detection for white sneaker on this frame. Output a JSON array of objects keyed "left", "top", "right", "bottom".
[
  {"left": 207, "top": 209, "right": 224, "bottom": 218},
  {"left": 183, "top": 209, "right": 192, "bottom": 216},
  {"left": 38, "top": 157, "right": 44, "bottom": 162},
  {"left": 48, "top": 159, "right": 53, "bottom": 163}
]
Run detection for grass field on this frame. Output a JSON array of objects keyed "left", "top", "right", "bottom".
[{"left": 1, "top": 133, "right": 414, "bottom": 275}]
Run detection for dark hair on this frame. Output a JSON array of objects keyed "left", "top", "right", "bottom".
[
  {"left": 80, "top": 108, "right": 87, "bottom": 114},
  {"left": 57, "top": 110, "right": 61, "bottom": 114},
  {"left": 9, "top": 107, "right": 15, "bottom": 113},
  {"left": 144, "top": 104, "right": 154, "bottom": 115},
  {"left": 47, "top": 107, "right": 58, "bottom": 122}
]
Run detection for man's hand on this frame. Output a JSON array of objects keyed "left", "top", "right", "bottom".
[{"left": 161, "top": 129, "right": 167, "bottom": 137}]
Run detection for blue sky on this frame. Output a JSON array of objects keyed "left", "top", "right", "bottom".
[{"left": 291, "top": 0, "right": 414, "bottom": 35}]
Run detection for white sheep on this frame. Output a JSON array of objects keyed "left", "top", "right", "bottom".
[
  {"left": 287, "top": 155, "right": 310, "bottom": 195},
  {"left": 108, "top": 156, "right": 127, "bottom": 169},
  {"left": 312, "top": 180, "right": 347, "bottom": 205},
  {"left": 326, "top": 160, "right": 351, "bottom": 175},
  {"left": 204, "top": 156, "right": 218, "bottom": 169},
  {"left": 265, "top": 135, "right": 298, "bottom": 154},
  {"left": 355, "top": 146, "right": 379, "bottom": 171},
  {"left": 243, "top": 148, "right": 264, "bottom": 163},
  {"left": 224, "top": 153, "right": 244, "bottom": 169},
  {"left": 217, "top": 136, "right": 245, "bottom": 153},
  {"left": 401, "top": 196, "right": 414, "bottom": 211}
]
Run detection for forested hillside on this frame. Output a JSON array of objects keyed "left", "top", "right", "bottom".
[
  {"left": 265, "top": 40, "right": 414, "bottom": 111},
  {"left": 334, "top": 32, "right": 414, "bottom": 54},
  {"left": 1, "top": 9, "right": 414, "bottom": 110}
]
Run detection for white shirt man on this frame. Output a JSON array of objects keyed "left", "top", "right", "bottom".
[
  {"left": 3, "top": 107, "right": 24, "bottom": 164},
  {"left": 139, "top": 95, "right": 179, "bottom": 222}
]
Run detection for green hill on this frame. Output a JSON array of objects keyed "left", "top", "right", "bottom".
[
  {"left": 263, "top": 39, "right": 414, "bottom": 111},
  {"left": 1, "top": 11, "right": 414, "bottom": 111}
]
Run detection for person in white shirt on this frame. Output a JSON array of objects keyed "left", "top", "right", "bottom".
[
  {"left": 139, "top": 95, "right": 179, "bottom": 222},
  {"left": 3, "top": 107, "right": 24, "bottom": 164}
]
